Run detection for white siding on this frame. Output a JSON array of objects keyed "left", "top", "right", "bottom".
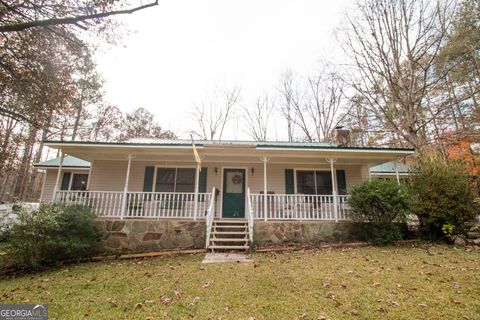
[
  {"left": 89, "top": 160, "right": 365, "bottom": 194},
  {"left": 88, "top": 160, "right": 364, "bottom": 193},
  {"left": 41, "top": 170, "right": 57, "bottom": 202}
]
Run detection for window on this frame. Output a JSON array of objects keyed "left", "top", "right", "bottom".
[
  {"left": 71, "top": 174, "right": 88, "bottom": 190},
  {"left": 155, "top": 168, "right": 195, "bottom": 192},
  {"left": 296, "top": 170, "right": 332, "bottom": 195},
  {"left": 60, "top": 172, "right": 88, "bottom": 191}
]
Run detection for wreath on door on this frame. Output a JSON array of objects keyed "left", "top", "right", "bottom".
[{"left": 232, "top": 173, "right": 242, "bottom": 184}]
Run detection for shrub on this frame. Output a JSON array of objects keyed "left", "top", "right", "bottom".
[
  {"left": 408, "top": 153, "right": 479, "bottom": 239},
  {"left": 349, "top": 179, "right": 412, "bottom": 245},
  {"left": 1, "top": 204, "right": 101, "bottom": 269}
]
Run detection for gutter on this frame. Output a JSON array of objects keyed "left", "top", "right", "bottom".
[
  {"left": 255, "top": 147, "right": 415, "bottom": 154},
  {"left": 44, "top": 140, "right": 203, "bottom": 149}
]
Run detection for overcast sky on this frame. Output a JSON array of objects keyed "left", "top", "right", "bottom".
[{"left": 95, "top": 0, "right": 355, "bottom": 140}]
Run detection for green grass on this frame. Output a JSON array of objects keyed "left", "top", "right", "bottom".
[{"left": 1, "top": 245, "right": 479, "bottom": 319}]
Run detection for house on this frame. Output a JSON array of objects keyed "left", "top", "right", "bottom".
[{"left": 35, "top": 138, "right": 414, "bottom": 252}]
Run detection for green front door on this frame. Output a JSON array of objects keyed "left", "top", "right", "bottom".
[{"left": 222, "top": 168, "right": 246, "bottom": 218}]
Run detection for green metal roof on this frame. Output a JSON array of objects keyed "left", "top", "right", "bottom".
[
  {"left": 34, "top": 155, "right": 91, "bottom": 168},
  {"left": 44, "top": 139, "right": 414, "bottom": 152},
  {"left": 370, "top": 161, "right": 410, "bottom": 174}
]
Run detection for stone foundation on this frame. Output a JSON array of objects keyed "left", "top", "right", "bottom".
[
  {"left": 95, "top": 219, "right": 206, "bottom": 252},
  {"left": 253, "top": 221, "right": 364, "bottom": 246},
  {"left": 94, "top": 219, "right": 367, "bottom": 253}
]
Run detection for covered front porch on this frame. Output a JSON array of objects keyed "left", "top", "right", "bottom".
[{"left": 44, "top": 139, "right": 413, "bottom": 249}]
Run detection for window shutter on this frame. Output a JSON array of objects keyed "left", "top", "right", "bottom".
[
  {"left": 285, "top": 169, "right": 295, "bottom": 194},
  {"left": 143, "top": 166, "right": 155, "bottom": 192},
  {"left": 61, "top": 172, "right": 71, "bottom": 190},
  {"left": 199, "top": 168, "right": 208, "bottom": 193},
  {"left": 336, "top": 170, "right": 347, "bottom": 195}
]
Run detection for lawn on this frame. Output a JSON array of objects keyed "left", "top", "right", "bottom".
[{"left": 1, "top": 245, "right": 479, "bottom": 320}]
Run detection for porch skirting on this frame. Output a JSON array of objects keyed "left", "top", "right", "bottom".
[
  {"left": 95, "top": 219, "right": 206, "bottom": 252},
  {"left": 253, "top": 221, "right": 364, "bottom": 247}
]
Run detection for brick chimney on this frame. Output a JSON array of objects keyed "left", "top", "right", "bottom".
[{"left": 333, "top": 126, "right": 350, "bottom": 146}]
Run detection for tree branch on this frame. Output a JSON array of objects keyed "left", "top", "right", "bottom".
[{"left": 0, "top": 1, "right": 159, "bottom": 32}]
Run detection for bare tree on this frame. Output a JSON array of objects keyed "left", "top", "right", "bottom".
[
  {"left": 279, "top": 69, "right": 349, "bottom": 142},
  {"left": 243, "top": 94, "right": 275, "bottom": 141},
  {"left": 278, "top": 71, "right": 298, "bottom": 141},
  {"left": 340, "top": 0, "right": 456, "bottom": 150},
  {"left": 191, "top": 86, "right": 241, "bottom": 141}
]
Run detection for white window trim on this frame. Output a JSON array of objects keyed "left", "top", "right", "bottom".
[{"left": 153, "top": 165, "right": 197, "bottom": 193}]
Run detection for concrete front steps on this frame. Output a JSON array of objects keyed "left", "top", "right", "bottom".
[{"left": 208, "top": 219, "right": 249, "bottom": 252}]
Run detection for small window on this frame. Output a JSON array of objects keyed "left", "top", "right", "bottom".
[
  {"left": 155, "top": 168, "right": 195, "bottom": 192},
  {"left": 296, "top": 170, "right": 332, "bottom": 195},
  {"left": 60, "top": 172, "right": 88, "bottom": 190},
  {"left": 60, "top": 172, "right": 71, "bottom": 190},
  {"left": 71, "top": 174, "right": 88, "bottom": 191}
]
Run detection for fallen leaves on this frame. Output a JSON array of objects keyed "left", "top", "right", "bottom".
[
  {"left": 173, "top": 290, "right": 182, "bottom": 299},
  {"left": 106, "top": 298, "right": 117, "bottom": 307},
  {"left": 390, "top": 301, "right": 400, "bottom": 308},
  {"left": 189, "top": 296, "right": 201, "bottom": 306},
  {"left": 326, "top": 291, "right": 336, "bottom": 300},
  {"left": 160, "top": 296, "right": 172, "bottom": 305},
  {"left": 133, "top": 302, "right": 144, "bottom": 310},
  {"left": 1, "top": 245, "right": 478, "bottom": 319}
]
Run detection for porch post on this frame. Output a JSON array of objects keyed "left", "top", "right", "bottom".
[
  {"left": 394, "top": 162, "right": 400, "bottom": 184},
  {"left": 52, "top": 150, "right": 65, "bottom": 203},
  {"left": 193, "top": 164, "right": 200, "bottom": 221},
  {"left": 262, "top": 157, "right": 269, "bottom": 221},
  {"left": 86, "top": 160, "right": 93, "bottom": 190},
  {"left": 327, "top": 158, "right": 339, "bottom": 222},
  {"left": 121, "top": 154, "right": 133, "bottom": 219}
]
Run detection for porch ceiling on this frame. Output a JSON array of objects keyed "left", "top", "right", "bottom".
[{"left": 45, "top": 141, "right": 414, "bottom": 167}]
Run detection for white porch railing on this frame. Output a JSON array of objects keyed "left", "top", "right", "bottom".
[
  {"left": 205, "top": 187, "right": 216, "bottom": 248},
  {"left": 249, "top": 193, "right": 350, "bottom": 221},
  {"left": 55, "top": 191, "right": 124, "bottom": 218},
  {"left": 55, "top": 190, "right": 213, "bottom": 219}
]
